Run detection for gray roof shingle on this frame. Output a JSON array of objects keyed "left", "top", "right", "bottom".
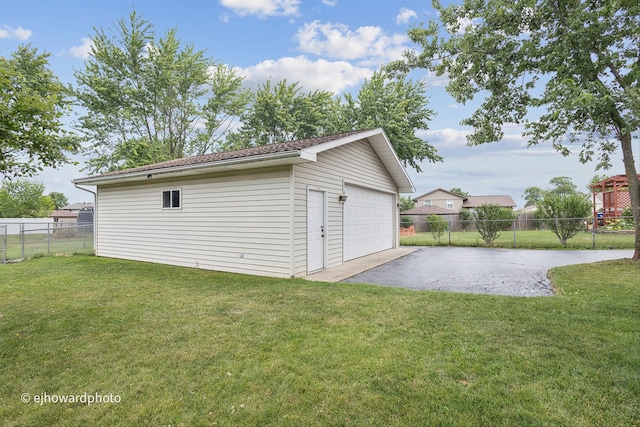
[{"left": 98, "top": 129, "right": 371, "bottom": 177}]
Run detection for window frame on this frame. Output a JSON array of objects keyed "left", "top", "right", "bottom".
[{"left": 161, "top": 188, "right": 182, "bottom": 210}]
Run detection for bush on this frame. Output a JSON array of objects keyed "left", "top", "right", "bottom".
[
  {"left": 474, "top": 204, "right": 515, "bottom": 246},
  {"left": 427, "top": 215, "right": 448, "bottom": 243},
  {"left": 537, "top": 193, "right": 592, "bottom": 245},
  {"left": 400, "top": 215, "right": 414, "bottom": 228},
  {"left": 458, "top": 209, "right": 473, "bottom": 231}
]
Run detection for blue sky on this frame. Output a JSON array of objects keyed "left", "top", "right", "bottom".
[{"left": 0, "top": 0, "right": 630, "bottom": 207}]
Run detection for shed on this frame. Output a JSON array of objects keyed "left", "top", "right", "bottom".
[{"left": 72, "top": 128, "right": 415, "bottom": 278}]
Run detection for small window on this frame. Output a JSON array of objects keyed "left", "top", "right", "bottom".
[
  {"left": 162, "top": 189, "right": 181, "bottom": 209},
  {"left": 423, "top": 200, "right": 432, "bottom": 207},
  {"left": 447, "top": 200, "right": 454, "bottom": 209}
]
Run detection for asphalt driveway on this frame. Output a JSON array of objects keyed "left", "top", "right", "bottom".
[{"left": 342, "top": 247, "right": 634, "bottom": 296}]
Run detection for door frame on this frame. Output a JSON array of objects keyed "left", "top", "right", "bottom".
[{"left": 307, "top": 187, "right": 328, "bottom": 274}]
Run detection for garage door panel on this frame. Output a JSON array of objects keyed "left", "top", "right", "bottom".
[{"left": 344, "top": 185, "right": 394, "bottom": 261}]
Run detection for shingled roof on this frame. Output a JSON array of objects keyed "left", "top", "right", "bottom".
[
  {"left": 98, "top": 129, "right": 371, "bottom": 177},
  {"left": 73, "top": 128, "right": 415, "bottom": 193},
  {"left": 401, "top": 205, "right": 458, "bottom": 215},
  {"left": 462, "top": 195, "right": 516, "bottom": 208}
]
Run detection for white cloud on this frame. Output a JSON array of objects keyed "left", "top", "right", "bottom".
[
  {"left": 322, "top": 0, "right": 337, "bottom": 6},
  {"left": 422, "top": 128, "right": 471, "bottom": 146},
  {"left": 235, "top": 55, "right": 372, "bottom": 94},
  {"left": 421, "top": 70, "right": 449, "bottom": 88},
  {"left": 395, "top": 8, "right": 417, "bottom": 25},
  {"left": 0, "top": 25, "right": 32, "bottom": 40},
  {"left": 220, "top": 12, "right": 230, "bottom": 23},
  {"left": 220, "top": 0, "right": 301, "bottom": 17},
  {"left": 295, "top": 20, "right": 409, "bottom": 66},
  {"left": 69, "top": 38, "right": 93, "bottom": 59}
]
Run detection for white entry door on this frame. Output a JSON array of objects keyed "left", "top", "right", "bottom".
[
  {"left": 307, "top": 189, "right": 326, "bottom": 273},
  {"left": 344, "top": 185, "right": 394, "bottom": 261}
]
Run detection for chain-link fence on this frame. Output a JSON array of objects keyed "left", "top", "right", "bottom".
[
  {"left": 0, "top": 223, "right": 94, "bottom": 263},
  {"left": 400, "top": 216, "right": 636, "bottom": 249}
]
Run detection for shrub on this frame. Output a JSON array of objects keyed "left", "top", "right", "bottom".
[
  {"left": 458, "top": 209, "right": 473, "bottom": 231},
  {"left": 474, "top": 204, "right": 515, "bottom": 246},
  {"left": 537, "top": 193, "right": 592, "bottom": 245},
  {"left": 400, "top": 215, "right": 414, "bottom": 228},
  {"left": 427, "top": 215, "right": 448, "bottom": 243}
]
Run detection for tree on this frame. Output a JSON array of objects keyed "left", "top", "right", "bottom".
[
  {"left": 548, "top": 177, "right": 578, "bottom": 197},
  {"left": 523, "top": 186, "right": 544, "bottom": 207},
  {"left": 74, "top": 11, "right": 249, "bottom": 173},
  {"left": 337, "top": 69, "right": 442, "bottom": 172},
  {"left": 392, "top": 0, "right": 640, "bottom": 259},
  {"left": 474, "top": 204, "right": 515, "bottom": 246},
  {"left": 225, "top": 79, "right": 335, "bottom": 149},
  {"left": 48, "top": 192, "right": 68, "bottom": 209},
  {"left": 458, "top": 208, "right": 473, "bottom": 231},
  {"left": 450, "top": 187, "right": 469, "bottom": 198},
  {"left": 399, "top": 195, "right": 416, "bottom": 228},
  {"left": 427, "top": 214, "right": 448, "bottom": 243},
  {"left": 0, "top": 180, "right": 54, "bottom": 218},
  {"left": 399, "top": 195, "right": 416, "bottom": 212},
  {"left": 588, "top": 174, "right": 609, "bottom": 192},
  {"left": 0, "top": 45, "right": 79, "bottom": 179},
  {"left": 538, "top": 193, "right": 592, "bottom": 246}
]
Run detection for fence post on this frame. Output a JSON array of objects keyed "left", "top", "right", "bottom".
[
  {"left": 592, "top": 216, "right": 597, "bottom": 249},
  {"left": 47, "top": 222, "right": 51, "bottom": 254},
  {"left": 83, "top": 224, "right": 86, "bottom": 249},
  {"left": 2, "top": 225, "right": 6, "bottom": 264},
  {"left": 513, "top": 219, "right": 517, "bottom": 248},
  {"left": 21, "top": 223, "right": 25, "bottom": 259}
]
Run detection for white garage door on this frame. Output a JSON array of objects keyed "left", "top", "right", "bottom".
[{"left": 344, "top": 185, "right": 394, "bottom": 261}]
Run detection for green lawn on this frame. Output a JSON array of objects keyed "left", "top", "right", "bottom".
[
  {"left": 401, "top": 229, "right": 636, "bottom": 249},
  {"left": 1, "top": 255, "right": 639, "bottom": 426}
]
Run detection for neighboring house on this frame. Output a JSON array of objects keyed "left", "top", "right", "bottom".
[
  {"left": 61, "top": 202, "right": 95, "bottom": 213},
  {"left": 50, "top": 202, "right": 95, "bottom": 227},
  {"left": 406, "top": 189, "right": 516, "bottom": 232},
  {"left": 461, "top": 195, "right": 517, "bottom": 209},
  {"left": 73, "top": 128, "right": 414, "bottom": 278},
  {"left": 413, "top": 188, "right": 464, "bottom": 211},
  {"left": 413, "top": 189, "right": 516, "bottom": 211},
  {"left": 50, "top": 209, "right": 78, "bottom": 226}
]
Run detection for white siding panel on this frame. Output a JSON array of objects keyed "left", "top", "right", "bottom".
[
  {"left": 96, "top": 167, "right": 293, "bottom": 277},
  {"left": 292, "top": 139, "right": 398, "bottom": 276}
]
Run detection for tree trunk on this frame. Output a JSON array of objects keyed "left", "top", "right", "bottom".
[{"left": 619, "top": 130, "right": 640, "bottom": 260}]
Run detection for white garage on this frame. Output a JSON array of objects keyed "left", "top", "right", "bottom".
[
  {"left": 343, "top": 185, "right": 395, "bottom": 261},
  {"left": 73, "top": 128, "right": 414, "bottom": 278}
]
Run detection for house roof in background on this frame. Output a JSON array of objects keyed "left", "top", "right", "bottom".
[
  {"left": 401, "top": 205, "right": 458, "bottom": 215},
  {"left": 413, "top": 188, "right": 463, "bottom": 200},
  {"left": 61, "top": 202, "right": 95, "bottom": 211},
  {"left": 463, "top": 195, "right": 516, "bottom": 208},
  {"left": 50, "top": 210, "right": 78, "bottom": 218}
]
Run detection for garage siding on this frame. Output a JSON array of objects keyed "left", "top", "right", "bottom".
[
  {"left": 95, "top": 166, "right": 293, "bottom": 277},
  {"left": 292, "top": 138, "right": 398, "bottom": 277}
]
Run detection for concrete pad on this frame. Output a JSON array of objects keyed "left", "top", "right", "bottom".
[{"left": 303, "top": 247, "right": 419, "bottom": 282}]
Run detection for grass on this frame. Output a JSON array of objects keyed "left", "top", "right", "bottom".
[
  {"left": 1, "top": 255, "right": 639, "bottom": 426},
  {"left": 401, "top": 229, "right": 636, "bottom": 249}
]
